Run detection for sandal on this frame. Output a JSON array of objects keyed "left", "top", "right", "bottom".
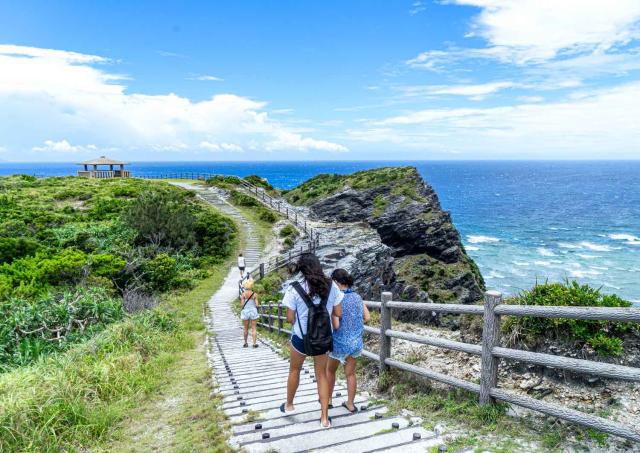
[
  {"left": 243, "top": 343, "right": 248, "bottom": 348},
  {"left": 253, "top": 343, "right": 259, "bottom": 348},
  {"left": 279, "top": 403, "right": 295, "bottom": 414},
  {"left": 320, "top": 417, "right": 332, "bottom": 429},
  {"left": 341, "top": 401, "right": 358, "bottom": 413}
]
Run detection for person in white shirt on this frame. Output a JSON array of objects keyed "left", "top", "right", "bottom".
[
  {"left": 237, "top": 253, "right": 246, "bottom": 278},
  {"left": 280, "top": 253, "right": 343, "bottom": 429}
]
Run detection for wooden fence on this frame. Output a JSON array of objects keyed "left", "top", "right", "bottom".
[
  {"left": 136, "top": 172, "right": 218, "bottom": 180},
  {"left": 255, "top": 290, "right": 640, "bottom": 442}
]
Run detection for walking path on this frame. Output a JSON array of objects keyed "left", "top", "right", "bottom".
[{"left": 180, "top": 183, "right": 444, "bottom": 452}]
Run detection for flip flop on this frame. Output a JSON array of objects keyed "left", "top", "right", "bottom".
[
  {"left": 318, "top": 399, "right": 334, "bottom": 409},
  {"left": 320, "top": 417, "right": 332, "bottom": 429},
  {"left": 341, "top": 401, "right": 358, "bottom": 413},
  {"left": 253, "top": 344, "right": 259, "bottom": 348},
  {"left": 279, "top": 403, "right": 295, "bottom": 414}
]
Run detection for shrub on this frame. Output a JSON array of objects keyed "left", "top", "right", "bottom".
[
  {"left": 193, "top": 211, "right": 238, "bottom": 258},
  {"left": 503, "top": 281, "right": 636, "bottom": 356},
  {"left": 244, "top": 175, "right": 274, "bottom": 190},
  {"left": 0, "top": 237, "right": 39, "bottom": 264},
  {"left": 143, "top": 253, "right": 179, "bottom": 292},
  {"left": 0, "top": 287, "right": 123, "bottom": 370},
  {"left": 206, "top": 175, "right": 242, "bottom": 189},
  {"left": 123, "top": 189, "right": 197, "bottom": 251},
  {"left": 258, "top": 208, "right": 278, "bottom": 223},
  {"left": 229, "top": 189, "right": 260, "bottom": 207},
  {"left": 90, "top": 253, "right": 127, "bottom": 278},
  {"left": 279, "top": 224, "right": 298, "bottom": 238}
]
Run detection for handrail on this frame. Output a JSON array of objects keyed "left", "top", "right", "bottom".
[{"left": 254, "top": 292, "right": 640, "bottom": 442}]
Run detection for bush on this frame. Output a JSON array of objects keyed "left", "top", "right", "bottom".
[
  {"left": 229, "top": 189, "right": 260, "bottom": 207},
  {"left": 0, "top": 287, "right": 123, "bottom": 370},
  {"left": 206, "top": 175, "right": 242, "bottom": 189},
  {"left": 194, "top": 211, "right": 238, "bottom": 258},
  {"left": 0, "top": 237, "right": 39, "bottom": 264},
  {"left": 123, "top": 189, "right": 197, "bottom": 251},
  {"left": 503, "top": 281, "right": 637, "bottom": 356},
  {"left": 244, "top": 175, "right": 274, "bottom": 190},
  {"left": 279, "top": 224, "right": 298, "bottom": 238},
  {"left": 143, "top": 253, "right": 179, "bottom": 292},
  {"left": 258, "top": 208, "right": 278, "bottom": 223}
]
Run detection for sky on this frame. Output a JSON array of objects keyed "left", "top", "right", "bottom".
[{"left": 1, "top": 0, "right": 640, "bottom": 162}]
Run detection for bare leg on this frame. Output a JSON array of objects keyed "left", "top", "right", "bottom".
[
  {"left": 243, "top": 320, "right": 249, "bottom": 345},
  {"left": 251, "top": 320, "right": 257, "bottom": 345},
  {"left": 314, "top": 354, "right": 330, "bottom": 426},
  {"left": 326, "top": 357, "right": 340, "bottom": 406},
  {"left": 286, "top": 344, "right": 305, "bottom": 411},
  {"left": 344, "top": 356, "right": 357, "bottom": 410}
]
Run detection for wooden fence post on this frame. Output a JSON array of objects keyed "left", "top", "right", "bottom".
[
  {"left": 379, "top": 291, "right": 393, "bottom": 374},
  {"left": 278, "top": 306, "right": 284, "bottom": 333},
  {"left": 267, "top": 304, "right": 272, "bottom": 332},
  {"left": 259, "top": 263, "right": 265, "bottom": 279},
  {"left": 480, "top": 290, "right": 503, "bottom": 405}
]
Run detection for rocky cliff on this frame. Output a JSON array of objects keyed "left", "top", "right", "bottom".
[{"left": 284, "top": 167, "right": 485, "bottom": 319}]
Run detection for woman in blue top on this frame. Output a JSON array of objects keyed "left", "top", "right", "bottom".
[
  {"left": 281, "top": 253, "right": 343, "bottom": 428},
  {"left": 326, "top": 269, "right": 370, "bottom": 413}
]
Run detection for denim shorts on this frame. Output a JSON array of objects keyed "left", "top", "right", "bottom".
[
  {"left": 329, "top": 349, "right": 362, "bottom": 364},
  {"left": 290, "top": 335, "right": 306, "bottom": 355}
]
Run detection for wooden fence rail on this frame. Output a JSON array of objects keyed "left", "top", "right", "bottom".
[{"left": 253, "top": 291, "right": 640, "bottom": 442}]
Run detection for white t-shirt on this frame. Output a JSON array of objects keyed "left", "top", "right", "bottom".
[
  {"left": 282, "top": 275, "right": 343, "bottom": 339},
  {"left": 237, "top": 256, "right": 246, "bottom": 268}
]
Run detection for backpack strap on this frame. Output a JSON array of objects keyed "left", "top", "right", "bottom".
[
  {"left": 291, "top": 282, "right": 314, "bottom": 309},
  {"left": 240, "top": 291, "right": 255, "bottom": 310}
]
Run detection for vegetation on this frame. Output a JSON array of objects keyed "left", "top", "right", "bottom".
[
  {"left": 284, "top": 166, "right": 422, "bottom": 205},
  {"left": 0, "top": 175, "right": 237, "bottom": 370},
  {"left": 0, "top": 261, "right": 234, "bottom": 452},
  {"left": 243, "top": 174, "right": 274, "bottom": 191},
  {"left": 205, "top": 175, "right": 242, "bottom": 190},
  {"left": 503, "top": 280, "right": 637, "bottom": 356}
]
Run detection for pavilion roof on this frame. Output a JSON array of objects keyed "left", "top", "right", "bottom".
[{"left": 77, "top": 156, "right": 127, "bottom": 165}]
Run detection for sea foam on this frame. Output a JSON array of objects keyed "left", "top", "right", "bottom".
[
  {"left": 467, "top": 235, "right": 500, "bottom": 244},
  {"left": 609, "top": 233, "right": 640, "bottom": 245}
]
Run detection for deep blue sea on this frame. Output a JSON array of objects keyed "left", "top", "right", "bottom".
[{"left": 1, "top": 160, "right": 639, "bottom": 302}]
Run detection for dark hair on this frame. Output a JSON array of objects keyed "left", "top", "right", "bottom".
[
  {"left": 295, "top": 253, "right": 330, "bottom": 300},
  {"left": 331, "top": 268, "right": 354, "bottom": 287}
]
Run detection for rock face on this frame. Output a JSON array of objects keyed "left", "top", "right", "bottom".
[{"left": 285, "top": 167, "right": 485, "bottom": 319}]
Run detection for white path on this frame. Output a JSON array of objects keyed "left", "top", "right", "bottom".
[{"left": 182, "top": 183, "right": 443, "bottom": 452}]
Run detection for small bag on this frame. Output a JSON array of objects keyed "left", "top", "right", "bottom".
[{"left": 292, "top": 281, "right": 333, "bottom": 356}]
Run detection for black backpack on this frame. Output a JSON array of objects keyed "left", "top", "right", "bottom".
[{"left": 292, "top": 281, "right": 333, "bottom": 356}]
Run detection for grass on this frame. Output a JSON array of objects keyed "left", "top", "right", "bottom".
[
  {"left": 283, "top": 166, "right": 422, "bottom": 206},
  {"left": 0, "top": 255, "right": 234, "bottom": 452}
]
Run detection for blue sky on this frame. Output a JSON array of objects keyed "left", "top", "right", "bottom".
[{"left": 1, "top": 0, "right": 640, "bottom": 161}]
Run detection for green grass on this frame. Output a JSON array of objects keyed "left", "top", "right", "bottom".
[
  {"left": 283, "top": 166, "right": 422, "bottom": 206},
  {"left": 0, "top": 260, "right": 233, "bottom": 452}
]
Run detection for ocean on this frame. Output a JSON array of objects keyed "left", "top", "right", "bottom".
[{"left": 1, "top": 160, "right": 639, "bottom": 302}]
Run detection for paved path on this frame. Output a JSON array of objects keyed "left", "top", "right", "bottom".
[{"left": 185, "top": 184, "right": 443, "bottom": 452}]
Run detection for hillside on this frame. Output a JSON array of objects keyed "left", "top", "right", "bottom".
[{"left": 285, "top": 167, "right": 485, "bottom": 312}]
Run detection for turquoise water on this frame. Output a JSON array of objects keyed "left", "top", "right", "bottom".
[{"left": 2, "top": 160, "right": 638, "bottom": 301}]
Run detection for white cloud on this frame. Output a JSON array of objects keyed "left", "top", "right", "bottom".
[
  {"left": 348, "top": 81, "right": 640, "bottom": 158},
  {"left": 199, "top": 141, "right": 243, "bottom": 152},
  {"left": 399, "top": 81, "right": 516, "bottom": 99},
  {"left": 453, "top": 0, "right": 640, "bottom": 64},
  {"left": 0, "top": 45, "right": 346, "bottom": 158},
  {"left": 32, "top": 139, "right": 97, "bottom": 153},
  {"left": 410, "top": 1, "right": 426, "bottom": 15},
  {"left": 188, "top": 74, "right": 224, "bottom": 81}
]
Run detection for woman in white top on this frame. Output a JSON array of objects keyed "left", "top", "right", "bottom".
[
  {"left": 237, "top": 253, "right": 246, "bottom": 278},
  {"left": 281, "top": 253, "right": 343, "bottom": 428}
]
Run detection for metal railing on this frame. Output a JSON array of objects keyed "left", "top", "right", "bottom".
[
  {"left": 136, "top": 172, "right": 218, "bottom": 180},
  {"left": 255, "top": 290, "right": 640, "bottom": 442}
]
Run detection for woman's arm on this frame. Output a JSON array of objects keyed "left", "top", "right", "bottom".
[
  {"left": 254, "top": 294, "right": 259, "bottom": 307},
  {"left": 332, "top": 303, "right": 343, "bottom": 318},
  {"left": 363, "top": 303, "right": 371, "bottom": 324},
  {"left": 286, "top": 308, "right": 295, "bottom": 324},
  {"left": 332, "top": 315, "right": 340, "bottom": 330}
]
